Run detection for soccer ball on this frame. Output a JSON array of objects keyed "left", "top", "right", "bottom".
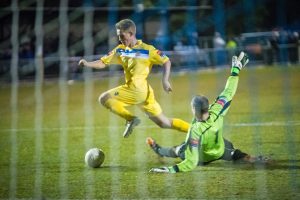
[{"left": 84, "top": 148, "right": 105, "bottom": 168}]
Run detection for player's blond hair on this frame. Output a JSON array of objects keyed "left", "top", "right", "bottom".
[{"left": 115, "top": 19, "right": 136, "bottom": 34}]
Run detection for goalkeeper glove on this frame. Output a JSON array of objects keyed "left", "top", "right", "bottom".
[
  {"left": 231, "top": 51, "right": 249, "bottom": 76},
  {"left": 149, "top": 167, "right": 176, "bottom": 173}
]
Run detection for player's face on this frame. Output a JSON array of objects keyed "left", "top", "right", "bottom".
[{"left": 117, "top": 29, "right": 133, "bottom": 47}]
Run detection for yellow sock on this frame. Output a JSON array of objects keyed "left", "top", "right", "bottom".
[
  {"left": 171, "top": 118, "right": 190, "bottom": 133},
  {"left": 103, "top": 98, "right": 135, "bottom": 121}
]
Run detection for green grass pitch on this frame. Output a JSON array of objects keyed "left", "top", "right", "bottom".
[{"left": 0, "top": 66, "right": 300, "bottom": 199}]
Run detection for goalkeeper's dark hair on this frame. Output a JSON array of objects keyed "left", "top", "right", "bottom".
[
  {"left": 191, "top": 95, "right": 209, "bottom": 114},
  {"left": 115, "top": 19, "right": 136, "bottom": 34}
]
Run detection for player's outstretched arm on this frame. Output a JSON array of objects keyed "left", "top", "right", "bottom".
[
  {"left": 162, "top": 60, "right": 173, "bottom": 93},
  {"left": 78, "top": 59, "right": 106, "bottom": 69}
]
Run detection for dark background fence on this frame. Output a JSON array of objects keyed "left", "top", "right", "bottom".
[{"left": 0, "top": 0, "right": 299, "bottom": 81}]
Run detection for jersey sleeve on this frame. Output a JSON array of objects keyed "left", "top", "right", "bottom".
[
  {"left": 171, "top": 127, "right": 200, "bottom": 172},
  {"left": 209, "top": 76, "right": 239, "bottom": 120},
  {"left": 149, "top": 47, "right": 169, "bottom": 65},
  {"left": 100, "top": 46, "right": 122, "bottom": 65}
]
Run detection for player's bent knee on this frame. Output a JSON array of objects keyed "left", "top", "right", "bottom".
[
  {"left": 155, "top": 120, "right": 172, "bottom": 128},
  {"left": 155, "top": 121, "right": 165, "bottom": 128},
  {"left": 150, "top": 115, "right": 172, "bottom": 129}
]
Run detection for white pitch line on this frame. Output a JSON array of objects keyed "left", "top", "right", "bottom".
[
  {"left": 230, "top": 121, "right": 300, "bottom": 127},
  {"left": 2, "top": 120, "right": 300, "bottom": 133}
]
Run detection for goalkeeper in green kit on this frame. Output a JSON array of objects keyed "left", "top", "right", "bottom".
[{"left": 147, "top": 52, "right": 271, "bottom": 173}]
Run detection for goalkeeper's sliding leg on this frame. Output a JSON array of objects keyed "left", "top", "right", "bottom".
[
  {"left": 147, "top": 137, "right": 273, "bottom": 165},
  {"left": 146, "top": 137, "right": 185, "bottom": 159}
]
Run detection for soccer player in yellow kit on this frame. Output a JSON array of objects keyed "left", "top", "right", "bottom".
[{"left": 79, "top": 19, "right": 190, "bottom": 138}]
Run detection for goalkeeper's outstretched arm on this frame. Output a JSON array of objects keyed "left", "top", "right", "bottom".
[
  {"left": 218, "top": 51, "right": 249, "bottom": 99},
  {"left": 230, "top": 51, "right": 249, "bottom": 76},
  {"left": 209, "top": 51, "right": 249, "bottom": 120}
]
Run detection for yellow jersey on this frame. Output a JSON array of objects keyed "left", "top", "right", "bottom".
[{"left": 100, "top": 40, "right": 169, "bottom": 89}]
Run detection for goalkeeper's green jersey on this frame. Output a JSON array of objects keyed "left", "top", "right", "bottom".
[{"left": 174, "top": 76, "right": 239, "bottom": 172}]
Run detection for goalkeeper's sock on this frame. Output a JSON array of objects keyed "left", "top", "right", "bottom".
[
  {"left": 103, "top": 98, "right": 135, "bottom": 121},
  {"left": 171, "top": 118, "right": 190, "bottom": 133},
  {"left": 146, "top": 137, "right": 178, "bottom": 158},
  {"left": 146, "top": 137, "right": 162, "bottom": 156}
]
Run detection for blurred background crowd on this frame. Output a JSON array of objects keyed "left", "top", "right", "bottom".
[{"left": 0, "top": 0, "right": 299, "bottom": 81}]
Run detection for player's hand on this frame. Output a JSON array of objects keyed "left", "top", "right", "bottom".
[
  {"left": 162, "top": 80, "right": 172, "bottom": 93},
  {"left": 231, "top": 51, "right": 249, "bottom": 74},
  {"left": 149, "top": 167, "right": 171, "bottom": 173},
  {"left": 78, "top": 59, "right": 87, "bottom": 67}
]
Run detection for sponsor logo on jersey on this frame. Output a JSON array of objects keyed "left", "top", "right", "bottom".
[{"left": 116, "top": 48, "right": 149, "bottom": 59}]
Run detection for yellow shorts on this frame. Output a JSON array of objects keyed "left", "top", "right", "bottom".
[{"left": 106, "top": 84, "right": 162, "bottom": 117}]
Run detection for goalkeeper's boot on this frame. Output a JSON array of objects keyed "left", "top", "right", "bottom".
[
  {"left": 123, "top": 117, "right": 141, "bottom": 138},
  {"left": 146, "top": 137, "right": 162, "bottom": 156},
  {"left": 253, "top": 155, "right": 273, "bottom": 165},
  {"left": 241, "top": 155, "right": 273, "bottom": 165}
]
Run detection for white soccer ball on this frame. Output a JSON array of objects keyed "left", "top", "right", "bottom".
[{"left": 85, "top": 148, "right": 105, "bottom": 168}]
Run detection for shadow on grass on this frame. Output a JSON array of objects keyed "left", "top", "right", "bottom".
[
  {"left": 28, "top": 159, "right": 299, "bottom": 173},
  {"left": 98, "top": 165, "right": 146, "bottom": 172},
  {"left": 202, "top": 159, "right": 300, "bottom": 171}
]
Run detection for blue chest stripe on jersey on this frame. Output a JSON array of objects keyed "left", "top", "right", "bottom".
[{"left": 116, "top": 48, "right": 149, "bottom": 55}]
